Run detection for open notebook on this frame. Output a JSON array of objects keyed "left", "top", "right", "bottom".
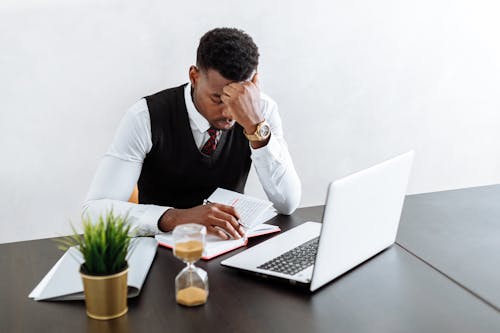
[
  {"left": 207, "top": 188, "right": 276, "bottom": 229},
  {"left": 29, "top": 237, "right": 157, "bottom": 301},
  {"left": 156, "top": 188, "right": 280, "bottom": 260},
  {"left": 155, "top": 223, "right": 280, "bottom": 260}
]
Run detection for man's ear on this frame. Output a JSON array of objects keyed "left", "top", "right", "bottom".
[{"left": 189, "top": 66, "right": 199, "bottom": 87}]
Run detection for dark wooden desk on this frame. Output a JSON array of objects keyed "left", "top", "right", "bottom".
[
  {"left": 1, "top": 206, "right": 499, "bottom": 333},
  {"left": 397, "top": 184, "right": 500, "bottom": 311}
]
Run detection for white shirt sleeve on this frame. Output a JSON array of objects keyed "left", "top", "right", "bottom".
[
  {"left": 81, "top": 99, "right": 170, "bottom": 236},
  {"left": 251, "top": 94, "right": 301, "bottom": 215}
]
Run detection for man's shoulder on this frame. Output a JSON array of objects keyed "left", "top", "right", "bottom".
[{"left": 144, "top": 83, "right": 188, "bottom": 101}]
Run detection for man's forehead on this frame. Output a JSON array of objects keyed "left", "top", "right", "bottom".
[{"left": 201, "top": 68, "right": 233, "bottom": 92}]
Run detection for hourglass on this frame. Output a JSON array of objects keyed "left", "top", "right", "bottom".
[{"left": 173, "top": 224, "right": 209, "bottom": 306}]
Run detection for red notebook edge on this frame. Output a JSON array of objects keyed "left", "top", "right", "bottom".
[
  {"left": 156, "top": 226, "right": 281, "bottom": 260},
  {"left": 157, "top": 240, "right": 247, "bottom": 260}
]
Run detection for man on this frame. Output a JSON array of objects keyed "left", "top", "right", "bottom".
[{"left": 82, "top": 28, "right": 301, "bottom": 239}]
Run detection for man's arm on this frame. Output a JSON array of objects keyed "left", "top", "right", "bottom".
[
  {"left": 82, "top": 99, "right": 169, "bottom": 236},
  {"left": 220, "top": 74, "right": 301, "bottom": 214},
  {"left": 82, "top": 99, "right": 244, "bottom": 239},
  {"left": 249, "top": 95, "right": 301, "bottom": 214}
]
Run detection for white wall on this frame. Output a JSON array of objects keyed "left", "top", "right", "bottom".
[{"left": 1, "top": 0, "right": 499, "bottom": 243}]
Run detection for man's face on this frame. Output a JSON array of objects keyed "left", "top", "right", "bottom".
[{"left": 189, "top": 66, "right": 235, "bottom": 130}]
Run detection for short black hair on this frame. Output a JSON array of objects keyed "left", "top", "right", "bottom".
[{"left": 196, "top": 27, "right": 259, "bottom": 82}]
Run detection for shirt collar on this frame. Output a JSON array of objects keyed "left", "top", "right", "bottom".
[{"left": 184, "top": 82, "right": 211, "bottom": 133}]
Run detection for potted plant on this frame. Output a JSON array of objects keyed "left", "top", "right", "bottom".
[{"left": 59, "top": 211, "right": 132, "bottom": 320}]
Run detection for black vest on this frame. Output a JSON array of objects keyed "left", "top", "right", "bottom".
[{"left": 138, "top": 84, "right": 252, "bottom": 208}]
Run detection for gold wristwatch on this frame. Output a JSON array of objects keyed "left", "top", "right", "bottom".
[{"left": 243, "top": 120, "right": 271, "bottom": 142}]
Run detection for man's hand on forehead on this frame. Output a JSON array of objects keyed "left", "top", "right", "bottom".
[{"left": 220, "top": 72, "right": 263, "bottom": 133}]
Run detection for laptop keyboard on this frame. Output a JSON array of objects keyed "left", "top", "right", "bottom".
[{"left": 257, "top": 237, "right": 320, "bottom": 276}]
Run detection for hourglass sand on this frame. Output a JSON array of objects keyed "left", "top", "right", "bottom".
[{"left": 173, "top": 224, "right": 209, "bottom": 306}]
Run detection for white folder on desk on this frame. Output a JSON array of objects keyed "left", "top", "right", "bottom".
[{"left": 29, "top": 237, "right": 157, "bottom": 301}]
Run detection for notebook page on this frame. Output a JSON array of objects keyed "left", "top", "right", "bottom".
[{"left": 208, "top": 188, "right": 273, "bottom": 228}]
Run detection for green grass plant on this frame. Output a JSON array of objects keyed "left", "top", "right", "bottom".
[{"left": 58, "top": 211, "right": 132, "bottom": 275}]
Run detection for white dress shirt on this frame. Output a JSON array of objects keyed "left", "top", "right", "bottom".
[{"left": 82, "top": 83, "right": 301, "bottom": 235}]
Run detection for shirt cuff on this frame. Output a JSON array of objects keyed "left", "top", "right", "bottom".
[
  {"left": 250, "top": 134, "right": 282, "bottom": 168},
  {"left": 136, "top": 205, "right": 170, "bottom": 235}
]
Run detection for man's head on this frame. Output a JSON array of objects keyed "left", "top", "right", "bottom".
[{"left": 189, "top": 28, "right": 259, "bottom": 130}]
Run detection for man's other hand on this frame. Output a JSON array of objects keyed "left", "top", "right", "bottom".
[{"left": 158, "top": 203, "right": 245, "bottom": 240}]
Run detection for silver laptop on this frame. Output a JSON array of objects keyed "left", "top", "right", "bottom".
[{"left": 221, "top": 151, "right": 414, "bottom": 292}]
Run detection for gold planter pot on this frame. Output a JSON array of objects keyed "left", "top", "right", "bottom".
[{"left": 80, "top": 266, "right": 128, "bottom": 320}]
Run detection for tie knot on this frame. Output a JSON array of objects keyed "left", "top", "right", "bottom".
[{"left": 207, "top": 127, "right": 218, "bottom": 137}]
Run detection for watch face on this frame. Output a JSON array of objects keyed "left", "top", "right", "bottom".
[{"left": 259, "top": 124, "right": 270, "bottom": 137}]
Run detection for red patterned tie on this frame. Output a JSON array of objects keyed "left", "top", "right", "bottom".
[{"left": 201, "top": 127, "right": 219, "bottom": 155}]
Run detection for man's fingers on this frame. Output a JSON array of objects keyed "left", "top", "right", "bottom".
[
  {"left": 222, "top": 84, "right": 241, "bottom": 97},
  {"left": 212, "top": 209, "right": 245, "bottom": 237},
  {"left": 207, "top": 226, "right": 229, "bottom": 240},
  {"left": 212, "top": 209, "right": 239, "bottom": 229},
  {"left": 210, "top": 218, "right": 241, "bottom": 239},
  {"left": 208, "top": 203, "right": 244, "bottom": 238},
  {"left": 211, "top": 203, "right": 241, "bottom": 219}
]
